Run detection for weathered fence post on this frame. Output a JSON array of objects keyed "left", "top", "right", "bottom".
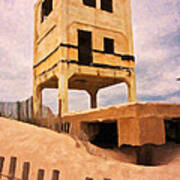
[
  {"left": 8, "top": 157, "right": 17, "bottom": 180},
  {"left": 22, "top": 162, "right": 30, "bottom": 180},
  {"left": 37, "top": 169, "right": 45, "bottom": 180},
  {"left": 0, "top": 156, "right": 5, "bottom": 179},
  {"left": 17, "top": 101, "right": 21, "bottom": 120},
  {"left": 51, "top": 169, "right": 60, "bottom": 180},
  {"left": 26, "top": 99, "right": 29, "bottom": 122},
  {"left": 31, "top": 96, "right": 34, "bottom": 121}
]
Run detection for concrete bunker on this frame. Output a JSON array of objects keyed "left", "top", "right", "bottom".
[
  {"left": 81, "top": 121, "right": 118, "bottom": 148},
  {"left": 136, "top": 117, "right": 180, "bottom": 166}
]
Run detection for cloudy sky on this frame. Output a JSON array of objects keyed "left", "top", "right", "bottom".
[{"left": 0, "top": 0, "right": 179, "bottom": 113}]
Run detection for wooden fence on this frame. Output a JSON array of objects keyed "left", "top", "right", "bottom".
[
  {"left": 0, "top": 97, "right": 33, "bottom": 121},
  {"left": 0, "top": 156, "right": 111, "bottom": 180},
  {"left": 0, "top": 97, "right": 50, "bottom": 122},
  {"left": 0, "top": 156, "right": 60, "bottom": 180}
]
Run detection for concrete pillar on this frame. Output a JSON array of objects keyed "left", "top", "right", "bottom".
[
  {"left": 127, "top": 72, "right": 137, "bottom": 102},
  {"left": 88, "top": 89, "right": 98, "bottom": 109},
  {"left": 58, "top": 74, "right": 68, "bottom": 117},
  {"left": 97, "top": 0, "right": 101, "bottom": 9},
  {"left": 33, "top": 85, "right": 42, "bottom": 118}
]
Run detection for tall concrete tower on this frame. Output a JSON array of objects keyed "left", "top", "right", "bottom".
[{"left": 33, "top": 0, "right": 136, "bottom": 118}]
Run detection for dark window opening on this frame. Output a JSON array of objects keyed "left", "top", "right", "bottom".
[
  {"left": 104, "top": 37, "right": 114, "bottom": 54},
  {"left": 78, "top": 30, "right": 93, "bottom": 65},
  {"left": 81, "top": 121, "right": 118, "bottom": 148},
  {"left": 165, "top": 118, "right": 180, "bottom": 143},
  {"left": 41, "top": 0, "right": 53, "bottom": 22},
  {"left": 83, "top": 0, "right": 96, "bottom": 8},
  {"left": 101, "top": 0, "right": 113, "bottom": 12}
]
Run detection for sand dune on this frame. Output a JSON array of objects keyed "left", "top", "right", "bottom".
[{"left": 0, "top": 117, "right": 180, "bottom": 180}]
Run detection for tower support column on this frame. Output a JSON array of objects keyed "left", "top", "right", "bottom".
[
  {"left": 33, "top": 85, "right": 42, "bottom": 118},
  {"left": 127, "top": 70, "right": 137, "bottom": 102},
  {"left": 88, "top": 89, "right": 98, "bottom": 109},
  {"left": 58, "top": 74, "right": 69, "bottom": 117}
]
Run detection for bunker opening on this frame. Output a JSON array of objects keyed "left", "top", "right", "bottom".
[
  {"left": 164, "top": 117, "right": 180, "bottom": 143},
  {"left": 81, "top": 121, "right": 118, "bottom": 148}
]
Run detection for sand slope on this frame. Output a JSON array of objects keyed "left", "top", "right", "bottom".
[{"left": 0, "top": 117, "right": 180, "bottom": 180}]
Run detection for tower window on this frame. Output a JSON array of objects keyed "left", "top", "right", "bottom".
[
  {"left": 83, "top": 0, "right": 96, "bottom": 8},
  {"left": 101, "top": 0, "right": 113, "bottom": 12},
  {"left": 104, "top": 38, "right": 114, "bottom": 54},
  {"left": 41, "top": 0, "right": 53, "bottom": 22},
  {"left": 78, "top": 30, "right": 93, "bottom": 65}
]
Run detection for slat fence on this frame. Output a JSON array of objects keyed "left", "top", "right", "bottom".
[{"left": 0, "top": 156, "right": 111, "bottom": 180}]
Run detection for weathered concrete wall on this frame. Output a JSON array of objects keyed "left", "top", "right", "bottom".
[
  {"left": 62, "top": 102, "right": 180, "bottom": 147},
  {"left": 34, "top": 0, "right": 134, "bottom": 66}
]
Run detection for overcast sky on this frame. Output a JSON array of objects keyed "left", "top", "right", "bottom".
[{"left": 0, "top": 0, "right": 179, "bottom": 113}]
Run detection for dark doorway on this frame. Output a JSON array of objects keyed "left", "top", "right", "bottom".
[
  {"left": 78, "top": 30, "right": 93, "bottom": 65},
  {"left": 165, "top": 118, "right": 180, "bottom": 143},
  {"left": 82, "top": 121, "right": 118, "bottom": 148}
]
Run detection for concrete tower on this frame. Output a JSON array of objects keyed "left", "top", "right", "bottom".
[{"left": 33, "top": 0, "right": 136, "bottom": 118}]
